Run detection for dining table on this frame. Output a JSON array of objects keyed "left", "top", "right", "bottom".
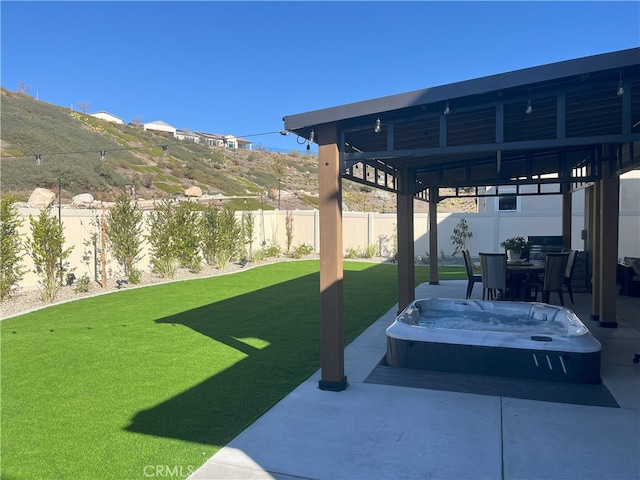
[{"left": 506, "top": 260, "right": 545, "bottom": 301}]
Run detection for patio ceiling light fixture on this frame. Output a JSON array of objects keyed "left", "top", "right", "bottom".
[
  {"left": 374, "top": 118, "right": 381, "bottom": 133},
  {"left": 307, "top": 129, "right": 314, "bottom": 151},
  {"left": 617, "top": 72, "right": 624, "bottom": 97},
  {"left": 443, "top": 102, "right": 450, "bottom": 115},
  {"left": 525, "top": 90, "right": 533, "bottom": 114}
]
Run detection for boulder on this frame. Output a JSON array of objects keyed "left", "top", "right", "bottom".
[
  {"left": 72, "top": 193, "right": 94, "bottom": 205},
  {"left": 185, "top": 186, "right": 202, "bottom": 197},
  {"left": 28, "top": 188, "right": 56, "bottom": 208}
]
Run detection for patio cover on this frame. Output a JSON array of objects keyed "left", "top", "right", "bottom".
[{"left": 283, "top": 48, "right": 640, "bottom": 391}]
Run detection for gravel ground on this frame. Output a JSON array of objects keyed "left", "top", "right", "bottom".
[{"left": 0, "top": 258, "right": 301, "bottom": 321}]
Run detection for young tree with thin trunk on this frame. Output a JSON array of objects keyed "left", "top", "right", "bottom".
[
  {"left": 106, "top": 192, "right": 144, "bottom": 283},
  {"left": 0, "top": 194, "right": 26, "bottom": 301},
  {"left": 25, "top": 204, "right": 73, "bottom": 302}
]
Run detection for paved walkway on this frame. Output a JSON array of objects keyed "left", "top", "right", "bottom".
[{"left": 189, "top": 281, "right": 640, "bottom": 479}]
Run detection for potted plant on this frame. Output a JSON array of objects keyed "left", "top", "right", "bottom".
[{"left": 500, "top": 236, "right": 532, "bottom": 262}]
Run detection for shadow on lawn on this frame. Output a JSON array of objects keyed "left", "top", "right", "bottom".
[{"left": 125, "top": 263, "right": 402, "bottom": 447}]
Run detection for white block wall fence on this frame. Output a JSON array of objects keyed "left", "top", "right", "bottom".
[{"left": 12, "top": 204, "right": 640, "bottom": 293}]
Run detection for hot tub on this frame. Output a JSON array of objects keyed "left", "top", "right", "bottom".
[{"left": 386, "top": 298, "right": 601, "bottom": 384}]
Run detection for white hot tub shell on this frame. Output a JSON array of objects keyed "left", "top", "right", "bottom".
[{"left": 385, "top": 298, "right": 602, "bottom": 384}]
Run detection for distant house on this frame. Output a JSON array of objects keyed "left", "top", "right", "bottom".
[
  {"left": 175, "top": 129, "right": 201, "bottom": 143},
  {"left": 89, "top": 111, "right": 124, "bottom": 124},
  {"left": 196, "top": 131, "right": 252, "bottom": 150},
  {"left": 143, "top": 120, "right": 176, "bottom": 138}
]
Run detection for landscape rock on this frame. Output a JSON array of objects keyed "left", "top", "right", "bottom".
[
  {"left": 185, "top": 186, "right": 202, "bottom": 197},
  {"left": 72, "top": 193, "right": 95, "bottom": 205},
  {"left": 28, "top": 188, "right": 56, "bottom": 208}
]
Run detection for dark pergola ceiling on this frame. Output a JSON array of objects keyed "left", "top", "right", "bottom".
[{"left": 283, "top": 48, "right": 640, "bottom": 197}]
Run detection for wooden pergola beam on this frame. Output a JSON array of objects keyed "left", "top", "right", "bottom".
[{"left": 317, "top": 124, "right": 348, "bottom": 391}]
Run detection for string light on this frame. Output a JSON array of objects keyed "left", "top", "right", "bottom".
[
  {"left": 307, "top": 130, "right": 314, "bottom": 151},
  {"left": 1, "top": 128, "right": 315, "bottom": 163}
]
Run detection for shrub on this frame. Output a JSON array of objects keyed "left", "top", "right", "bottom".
[
  {"left": 450, "top": 218, "right": 473, "bottom": 256},
  {"left": 292, "top": 242, "right": 314, "bottom": 259},
  {"left": 74, "top": 273, "right": 92, "bottom": 293},
  {"left": 146, "top": 200, "right": 178, "bottom": 277},
  {"left": 127, "top": 268, "right": 142, "bottom": 285},
  {"left": 363, "top": 243, "right": 378, "bottom": 259},
  {"left": 201, "top": 205, "right": 240, "bottom": 270},
  {"left": 0, "top": 194, "right": 25, "bottom": 301},
  {"left": 153, "top": 257, "right": 178, "bottom": 279},
  {"left": 25, "top": 204, "right": 74, "bottom": 302},
  {"left": 172, "top": 203, "right": 202, "bottom": 272},
  {"left": 344, "top": 247, "right": 360, "bottom": 259},
  {"left": 106, "top": 192, "right": 144, "bottom": 278}
]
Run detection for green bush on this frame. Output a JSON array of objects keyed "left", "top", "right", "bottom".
[
  {"left": 344, "top": 247, "right": 360, "bottom": 259},
  {"left": 146, "top": 200, "right": 177, "bottom": 277},
  {"left": 106, "top": 192, "right": 144, "bottom": 278},
  {"left": 0, "top": 194, "right": 25, "bottom": 301},
  {"left": 74, "top": 274, "right": 92, "bottom": 293},
  {"left": 292, "top": 242, "right": 314, "bottom": 259},
  {"left": 127, "top": 268, "right": 142, "bottom": 285},
  {"left": 25, "top": 204, "right": 73, "bottom": 302},
  {"left": 363, "top": 243, "right": 378, "bottom": 259},
  {"left": 201, "top": 205, "right": 241, "bottom": 269},
  {"left": 172, "top": 203, "right": 202, "bottom": 272}
]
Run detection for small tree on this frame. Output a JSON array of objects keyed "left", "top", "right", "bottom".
[
  {"left": 76, "top": 100, "right": 91, "bottom": 113},
  {"left": 172, "top": 203, "right": 202, "bottom": 272},
  {"left": 242, "top": 210, "right": 255, "bottom": 260},
  {"left": 146, "top": 200, "right": 178, "bottom": 278},
  {"left": 270, "top": 156, "right": 288, "bottom": 209},
  {"left": 450, "top": 218, "right": 473, "bottom": 257},
  {"left": 201, "top": 205, "right": 240, "bottom": 269},
  {"left": 17, "top": 81, "right": 31, "bottom": 94},
  {"left": 25, "top": 204, "right": 73, "bottom": 302},
  {"left": 285, "top": 211, "right": 294, "bottom": 255},
  {"left": 106, "top": 192, "right": 144, "bottom": 283},
  {"left": 0, "top": 194, "right": 26, "bottom": 301}
]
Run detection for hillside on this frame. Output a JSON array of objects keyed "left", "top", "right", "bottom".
[
  {"left": 0, "top": 88, "right": 321, "bottom": 210},
  {"left": 1, "top": 88, "right": 475, "bottom": 213}
]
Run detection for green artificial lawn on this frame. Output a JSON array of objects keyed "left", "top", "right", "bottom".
[{"left": 1, "top": 261, "right": 465, "bottom": 480}]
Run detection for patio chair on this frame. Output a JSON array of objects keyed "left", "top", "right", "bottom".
[
  {"left": 463, "top": 249, "right": 482, "bottom": 299},
  {"left": 479, "top": 253, "right": 507, "bottom": 300},
  {"left": 525, "top": 252, "right": 569, "bottom": 305},
  {"left": 563, "top": 249, "right": 578, "bottom": 304}
]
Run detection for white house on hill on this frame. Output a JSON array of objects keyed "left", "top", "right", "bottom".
[
  {"left": 196, "top": 131, "right": 252, "bottom": 150},
  {"left": 89, "top": 111, "right": 124, "bottom": 124},
  {"left": 143, "top": 120, "right": 177, "bottom": 138},
  {"left": 175, "top": 129, "right": 201, "bottom": 143}
]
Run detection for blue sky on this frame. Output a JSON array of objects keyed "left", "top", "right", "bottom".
[{"left": 2, "top": 1, "right": 639, "bottom": 153}]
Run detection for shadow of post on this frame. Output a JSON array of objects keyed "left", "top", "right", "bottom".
[{"left": 125, "top": 263, "right": 403, "bottom": 447}]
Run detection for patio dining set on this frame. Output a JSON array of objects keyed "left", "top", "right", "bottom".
[{"left": 463, "top": 248, "right": 577, "bottom": 305}]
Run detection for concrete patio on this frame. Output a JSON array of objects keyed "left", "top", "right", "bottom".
[{"left": 189, "top": 281, "right": 640, "bottom": 480}]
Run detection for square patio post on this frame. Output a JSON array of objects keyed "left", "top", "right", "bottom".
[
  {"left": 397, "top": 167, "right": 415, "bottom": 312},
  {"left": 317, "top": 124, "right": 347, "bottom": 391}
]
